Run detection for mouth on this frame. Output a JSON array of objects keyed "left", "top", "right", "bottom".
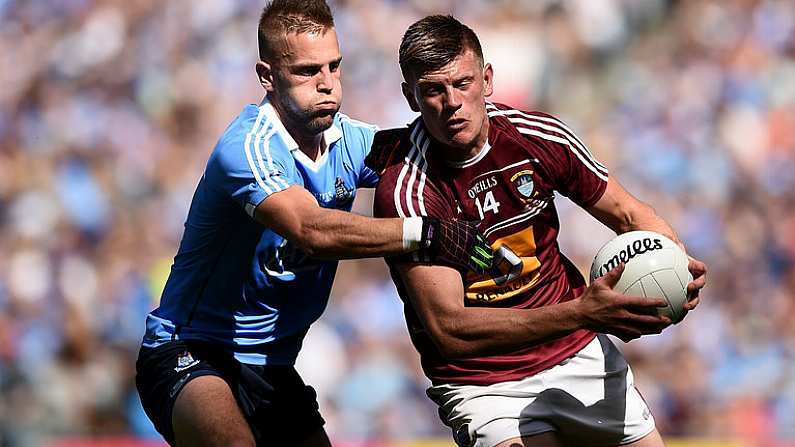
[
  {"left": 316, "top": 101, "right": 338, "bottom": 111},
  {"left": 446, "top": 118, "right": 468, "bottom": 132}
]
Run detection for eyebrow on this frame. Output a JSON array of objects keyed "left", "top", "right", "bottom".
[
  {"left": 417, "top": 74, "right": 473, "bottom": 86},
  {"left": 290, "top": 57, "right": 343, "bottom": 71}
]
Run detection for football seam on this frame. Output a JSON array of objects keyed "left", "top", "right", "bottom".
[{"left": 649, "top": 271, "right": 680, "bottom": 323}]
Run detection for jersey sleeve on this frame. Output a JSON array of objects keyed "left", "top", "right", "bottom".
[
  {"left": 357, "top": 128, "right": 380, "bottom": 189},
  {"left": 337, "top": 115, "right": 380, "bottom": 189},
  {"left": 205, "top": 135, "right": 298, "bottom": 218},
  {"left": 374, "top": 151, "right": 454, "bottom": 263},
  {"left": 524, "top": 112, "right": 609, "bottom": 208},
  {"left": 372, "top": 140, "right": 453, "bottom": 220}
]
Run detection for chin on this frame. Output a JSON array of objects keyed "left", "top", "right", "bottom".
[
  {"left": 307, "top": 115, "right": 335, "bottom": 134},
  {"left": 448, "top": 131, "right": 476, "bottom": 149}
]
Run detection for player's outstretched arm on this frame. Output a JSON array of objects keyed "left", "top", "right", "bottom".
[
  {"left": 255, "top": 185, "right": 404, "bottom": 258},
  {"left": 586, "top": 176, "right": 707, "bottom": 311},
  {"left": 396, "top": 262, "right": 670, "bottom": 358},
  {"left": 254, "top": 185, "right": 492, "bottom": 270}
]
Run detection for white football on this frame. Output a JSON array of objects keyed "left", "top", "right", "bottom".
[{"left": 589, "top": 231, "right": 693, "bottom": 324}]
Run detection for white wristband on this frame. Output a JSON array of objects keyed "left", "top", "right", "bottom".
[{"left": 402, "top": 217, "right": 424, "bottom": 251}]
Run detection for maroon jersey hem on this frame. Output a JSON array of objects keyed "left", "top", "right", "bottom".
[{"left": 426, "top": 330, "right": 597, "bottom": 387}]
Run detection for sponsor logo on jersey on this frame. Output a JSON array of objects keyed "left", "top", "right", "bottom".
[
  {"left": 597, "top": 238, "right": 664, "bottom": 277},
  {"left": 174, "top": 351, "right": 199, "bottom": 373},
  {"left": 471, "top": 273, "right": 539, "bottom": 302},
  {"left": 467, "top": 175, "right": 498, "bottom": 198},
  {"left": 510, "top": 170, "right": 535, "bottom": 200},
  {"left": 335, "top": 177, "right": 354, "bottom": 206},
  {"left": 465, "top": 226, "right": 542, "bottom": 303}
]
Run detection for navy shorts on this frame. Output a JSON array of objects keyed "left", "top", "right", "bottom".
[{"left": 135, "top": 340, "right": 325, "bottom": 446}]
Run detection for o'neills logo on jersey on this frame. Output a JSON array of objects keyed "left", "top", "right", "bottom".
[
  {"left": 467, "top": 175, "right": 498, "bottom": 198},
  {"left": 597, "top": 238, "right": 663, "bottom": 277},
  {"left": 510, "top": 170, "right": 535, "bottom": 199}
]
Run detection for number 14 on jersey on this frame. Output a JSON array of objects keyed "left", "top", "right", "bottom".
[{"left": 474, "top": 191, "right": 501, "bottom": 219}]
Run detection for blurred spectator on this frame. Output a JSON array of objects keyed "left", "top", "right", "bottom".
[{"left": 0, "top": 0, "right": 793, "bottom": 445}]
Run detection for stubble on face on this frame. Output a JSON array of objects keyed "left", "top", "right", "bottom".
[
  {"left": 270, "top": 29, "right": 342, "bottom": 137},
  {"left": 276, "top": 85, "right": 338, "bottom": 134}
]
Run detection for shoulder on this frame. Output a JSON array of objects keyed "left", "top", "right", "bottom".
[
  {"left": 336, "top": 112, "right": 378, "bottom": 143},
  {"left": 486, "top": 102, "right": 583, "bottom": 149},
  {"left": 336, "top": 112, "right": 378, "bottom": 133},
  {"left": 209, "top": 106, "right": 288, "bottom": 175},
  {"left": 334, "top": 112, "right": 378, "bottom": 162},
  {"left": 364, "top": 127, "right": 413, "bottom": 175}
]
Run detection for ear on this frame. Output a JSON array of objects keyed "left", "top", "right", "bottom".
[
  {"left": 483, "top": 63, "right": 494, "bottom": 98},
  {"left": 256, "top": 61, "right": 275, "bottom": 92},
  {"left": 401, "top": 82, "right": 420, "bottom": 112}
]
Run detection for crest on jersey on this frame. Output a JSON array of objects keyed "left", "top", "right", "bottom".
[
  {"left": 174, "top": 351, "right": 199, "bottom": 372},
  {"left": 335, "top": 177, "right": 354, "bottom": 206},
  {"left": 510, "top": 170, "right": 535, "bottom": 199}
]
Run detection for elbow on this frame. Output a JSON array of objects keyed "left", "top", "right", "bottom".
[
  {"left": 287, "top": 208, "right": 339, "bottom": 258},
  {"left": 293, "top": 227, "right": 328, "bottom": 258},
  {"left": 427, "top": 318, "right": 476, "bottom": 359}
]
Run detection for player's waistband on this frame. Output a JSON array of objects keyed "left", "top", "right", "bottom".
[
  {"left": 424, "top": 330, "right": 596, "bottom": 386},
  {"left": 141, "top": 313, "right": 301, "bottom": 366}
]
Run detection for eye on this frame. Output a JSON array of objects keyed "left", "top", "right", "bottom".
[
  {"left": 295, "top": 66, "right": 321, "bottom": 77},
  {"left": 423, "top": 86, "right": 442, "bottom": 96},
  {"left": 330, "top": 61, "right": 341, "bottom": 72},
  {"left": 454, "top": 79, "right": 472, "bottom": 89}
]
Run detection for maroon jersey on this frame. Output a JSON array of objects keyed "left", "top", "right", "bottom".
[{"left": 371, "top": 102, "right": 609, "bottom": 386}]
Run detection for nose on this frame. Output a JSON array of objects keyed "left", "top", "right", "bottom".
[
  {"left": 445, "top": 87, "right": 462, "bottom": 112},
  {"left": 317, "top": 67, "right": 334, "bottom": 94}
]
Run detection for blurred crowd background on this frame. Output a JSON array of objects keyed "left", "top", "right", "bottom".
[{"left": 1, "top": 0, "right": 794, "bottom": 446}]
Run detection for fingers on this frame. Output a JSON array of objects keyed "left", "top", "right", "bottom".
[
  {"left": 687, "top": 280, "right": 705, "bottom": 299},
  {"left": 683, "top": 295, "right": 699, "bottom": 311},
  {"left": 625, "top": 312, "right": 672, "bottom": 327},
  {"left": 622, "top": 294, "right": 668, "bottom": 309},
  {"left": 684, "top": 256, "right": 707, "bottom": 301},
  {"left": 609, "top": 317, "right": 670, "bottom": 342},
  {"left": 599, "top": 263, "right": 625, "bottom": 289},
  {"left": 591, "top": 304, "right": 671, "bottom": 340},
  {"left": 688, "top": 256, "right": 708, "bottom": 276}
]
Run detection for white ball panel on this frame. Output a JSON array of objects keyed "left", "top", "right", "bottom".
[
  {"left": 651, "top": 269, "right": 687, "bottom": 323},
  {"left": 624, "top": 280, "right": 645, "bottom": 297},
  {"left": 590, "top": 231, "right": 692, "bottom": 326}
]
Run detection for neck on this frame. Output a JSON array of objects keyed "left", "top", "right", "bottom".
[
  {"left": 285, "top": 120, "right": 325, "bottom": 160},
  {"left": 269, "top": 99, "right": 325, "bottom": 161}
]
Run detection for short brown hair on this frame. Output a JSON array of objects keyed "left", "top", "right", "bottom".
[
  {"left": 258, "top": 0, "right": 335, "bottom": 61},
  {"left": 399, "top": 15, "right": 484, "bottom": 82}
]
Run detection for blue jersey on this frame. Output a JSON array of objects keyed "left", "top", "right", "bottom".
[{"left": 142, "top": 100, "right": 379, "bottom": 365}]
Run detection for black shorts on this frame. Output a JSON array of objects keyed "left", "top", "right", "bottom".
[{"left": 135, "top": 340, "right": 325, "bottom": 446}]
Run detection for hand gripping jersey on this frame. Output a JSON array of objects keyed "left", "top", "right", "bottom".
[
  {"left": 142, "top": 100, "right": 378, "bottom": 365},
  {"left": 371, "top": 102, "right": 609, "bottom": 386}
]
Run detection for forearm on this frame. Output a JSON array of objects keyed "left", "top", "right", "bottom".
[
  {"left": 254, "top": 185, "right": 419, "bottom": 259},
  {"left": 402, "top": 265, "right": 587, "bottom": 358},
  {"left": 294, "top": 207, "right": 409, "bottom": 259},
  {"left": 589, "top": 178, "right": 682, "bottom": 245},
  {"left": 620, "top": 201, "right": 681, "bottom": 244},
  {"left": 434, "top": 300, "right": 585, "bottom": 358}
]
